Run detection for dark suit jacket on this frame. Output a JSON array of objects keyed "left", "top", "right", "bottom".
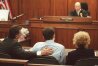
[
  {"left": 66, "top": 48, "right": 95, "bottom": 65},
  {"left": 0, "top": 37, "right": 37, "bottom": 60},
  {"left": 70, "top": 9, "right": 89, "bottom": 17}
]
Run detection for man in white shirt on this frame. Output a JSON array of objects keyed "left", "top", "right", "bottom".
[{"left": 30, "top": 27, "right": 67, "bottom": 64}]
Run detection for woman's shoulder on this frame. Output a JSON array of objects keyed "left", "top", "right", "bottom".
[
  {"left": 86, "top": 48, "right": 94, "bottom": 51},
  {"left": 86, "top": 48, "right": 95, "bottom": 53}
]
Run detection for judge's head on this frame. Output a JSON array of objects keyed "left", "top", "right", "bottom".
[
  {"left": 42, "top": 27, "right": 55, "bottom": 40},
  {"left": 74, "top": 2, "right": 81, "bottom": 11},
  {"left": 73, "top": 31, "right": 90, "bottom": 48},
  {"left": 8, "top": 25, "right": 22, "bottom": 40}
]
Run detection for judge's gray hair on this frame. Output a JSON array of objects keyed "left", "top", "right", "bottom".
[{"left": 75, "top": 2, "right": 81, "bottom": 7}]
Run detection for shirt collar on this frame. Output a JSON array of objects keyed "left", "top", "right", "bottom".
[{"left": 45, "top": 40, "right": 55, "bottom": 45}]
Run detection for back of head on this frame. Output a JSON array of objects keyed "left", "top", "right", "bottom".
[
  {"left": 42, "top": 27, "right": 55, "bottom": 40},
  {"left": 8, "top": 25, "right": 22, "bottom": 39},
  {"left": 73, "top": 31, "right": 90, "bottom": 48}
]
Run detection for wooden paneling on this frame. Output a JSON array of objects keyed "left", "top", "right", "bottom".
[
  {"left": 9, "top": 0, "right": 98, "bottom": 23},
  {"left": 4, "top": 0, "right": 98, "bottom": 49},
  {"left": 20, "top": 0, "right": 53, "bottom": 20},
  {"left": 0, "top": 22, "right": 12, "bottom": 38},
  {"left": 29, "top": 18, "right": 98, "bottom": 49},
  {"left": 97, "top": 0, "right": 98, "bottom": 20},
  {"left": 9, "top": 0, "right": 19, "bottom": 17},
  {"left": 30, "top": 28, "right": 44, "bottom": 44},
  {"left": 85, "top": 29, "right": 98, "bottom": 50},
  {"left": 19, "top": 0, "right": 68, "bottom": 19},
  {"left": 53, "top": 0, "right": 68, "bottom": 16},
  {"left": 55, "top": 28, "right": 78, "bottom": 48}
]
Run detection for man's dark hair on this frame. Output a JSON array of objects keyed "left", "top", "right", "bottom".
[
  {"left": 8, "top": 25, "right": 22, "bottom": 39},
  {"left": 42, "top": 27, "right": 55, "bottom": 40}
]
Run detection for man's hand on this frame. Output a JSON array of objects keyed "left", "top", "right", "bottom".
[{"left": 41, "top": 47, "right": 53, "bottom": 56}]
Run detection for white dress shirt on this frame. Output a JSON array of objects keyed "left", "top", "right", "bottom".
[{"left": 29, "top": 40, "right": 67, "bottom": 64}]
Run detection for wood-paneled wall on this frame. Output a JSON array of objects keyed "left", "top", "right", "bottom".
[
  {"left": 29, "top": 20, "right": 98, "bottom": 49},
  {"left": 9, "top": 0, "right": 98, "bottom": 23}
]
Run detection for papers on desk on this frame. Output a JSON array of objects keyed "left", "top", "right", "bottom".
[{"left": 0, "top": 10, "right": 9, "bottom": 21}]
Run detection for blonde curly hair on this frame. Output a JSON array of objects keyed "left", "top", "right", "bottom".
[{"left": 73, "top": 31, "right": 90, "bottom": 48}]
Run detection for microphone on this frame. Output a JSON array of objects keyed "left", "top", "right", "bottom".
[
  {"left": 80, "top": 13, "right": 83, "bottom": 17},
  {"left": 12, "top": 14, "right": 24, "bottom": 20}
]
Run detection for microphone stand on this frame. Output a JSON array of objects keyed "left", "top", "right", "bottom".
[{"left": 10, "top": 14, "right": 24, "bottom": 23}]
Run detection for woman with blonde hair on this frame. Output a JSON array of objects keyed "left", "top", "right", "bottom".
[{"left": 66, "top": 31, "right": 95, "bottom": 65}]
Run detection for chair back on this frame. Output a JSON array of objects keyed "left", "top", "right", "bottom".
[
  {"left": 29, "top": 56, "right": 59, "bottom": 65},
  {"left": 80, "top": 2, "right": 90, "bottom": 16},
  {"left": 75, "top": 58, "right": 98, "bottom": 66},
  {"left": 81, "top": 2, "right": 88, "bottom": 11}
]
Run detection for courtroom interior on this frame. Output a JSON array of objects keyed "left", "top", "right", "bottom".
[{"left": 0, "top": 0, "right": 98, "bottom": 66}]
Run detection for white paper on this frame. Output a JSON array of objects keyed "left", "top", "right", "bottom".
[{"left": 0, "top": 10, "right": 9, "bottom": 21}]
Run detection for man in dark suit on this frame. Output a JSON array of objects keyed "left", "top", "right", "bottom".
[
  {"left": 70, "top": 2, "right": 89, "bottom": 17},
  {"left": 66, "top": 31, "right": 95, "bottom": 65},
  {"left": 0, "top": 25, "right": 53, "bottom": 60}
]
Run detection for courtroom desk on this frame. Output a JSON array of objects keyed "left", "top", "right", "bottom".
[
  {"left": 92, "top": 21, "right": 98, "bottom": 25},
  {"left": 29, "top": 19, "right": 98, "bottom": 50}
]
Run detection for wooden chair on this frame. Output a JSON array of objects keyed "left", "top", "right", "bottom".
[{"left": 0, "top": 58, "right": 28, "bottom": 66}]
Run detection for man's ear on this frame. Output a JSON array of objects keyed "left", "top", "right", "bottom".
[
  {"left": 53, "top": 34, "right": 55, "bottom": 40},
  {"left": 15, "top": 34, "right": 19, "bottom": 39}
]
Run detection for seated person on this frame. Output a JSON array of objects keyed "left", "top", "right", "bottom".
[
  {"left": 70, "top": 2, "right": 89, "bottom": 17},
  {"left": 0, "top": 25, "right": 53, "bottom": 60},
  {"left": 30, "top": 27, "right": 66, "bottom": 64},
  {"left": 66, "top": 31, "right": 95, "bottom": 65}
]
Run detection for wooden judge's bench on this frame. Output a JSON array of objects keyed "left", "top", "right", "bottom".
[
  {"left": 0, "top": 16, "right": 98, "bottom": 50},
  {"left": 29, "top": 16, "right": 98, "bottom": 50},
  {"left": 0, "top": 22, "right": 11, "bottom": 38}
]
